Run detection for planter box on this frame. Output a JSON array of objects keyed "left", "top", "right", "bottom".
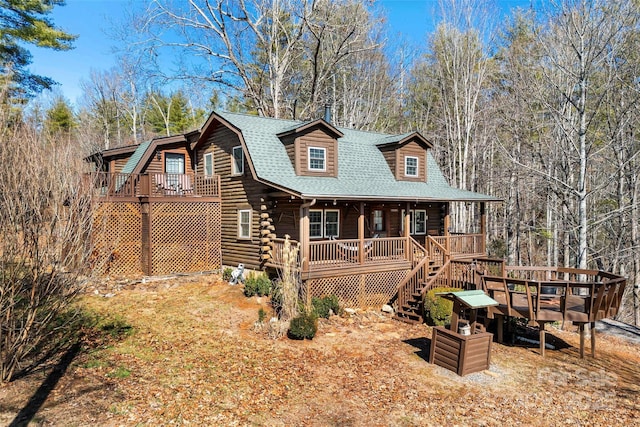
[{"left": 430, "top": 326, "right": 493, "bottom": 376}]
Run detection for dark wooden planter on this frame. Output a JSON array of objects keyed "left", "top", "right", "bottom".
[{"left": 430, "top": 326, "right": 493, "bottom": 376}]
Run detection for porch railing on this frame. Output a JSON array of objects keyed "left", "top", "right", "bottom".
[
  {"left": 432, "top": 233, "right": 484, "bottom": 257},
  {"left": 90, "top": 172, "right": 220, "bottom": 198},
  {"left": 307, "top": 237, "right": 406, "bottom": 267}
]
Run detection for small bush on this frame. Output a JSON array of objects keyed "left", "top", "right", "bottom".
[
  {"left": 222, "top": 267, "right": 233, "bottom": 282},
  {"left": 244, "top": 273, "right": 272, "bottom": 297},
  {"left": 288, "top": 313, "right": 318, "bottom": 340},
  {"left": 423, "top": 287, "right": 461, "bottom": 326},
  {"left": 258, "top": 307, "right": 266, "bottom": 323},
  {"left": 312, "top": 295, "right": 341, "bottom": 318}
]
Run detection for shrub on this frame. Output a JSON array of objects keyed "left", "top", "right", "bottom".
[
  {"left": 222, "top": 267, "right": 233, "bottom": 282},
  {"left": 288, "top": 312, "right": 318, "bottom": 340},
  {"left": 257, "top": 307, "right": 266, "bottom": 323},
  {"left": 423, "top": 287, "right": 461, "bottom": 326},
  {"left": 312, "top": 295, "right": 341, "bottom": 318},
  {"left": 244, "top": 273, "right": 272, "bottom": 297}
]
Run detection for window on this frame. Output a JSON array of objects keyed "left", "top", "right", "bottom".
[
  {"left": 414, "top": 210, "right": 426, "bottom": 234},
  {"left": 373, "top": 210, "right": 385, "bottom": 232},
  {"left": 308, "top": 147, "right": 326, "bottom": 171},
  {"left": 405, "top": 156, "right": 418, "bottom": 177},
  {"left": 238, "top": 209, "right": 251, "bottom": 239},
  {"left": 204, "top": 152, "right": 214, "bottom": 177},
  {"left": 324, "top": 210, "right": 339, "bottom": 237},
  {"left": 165, "top": 152, "right": 185, "bottom": 174},
  {"left": 309, "top": 210, "right": 323, "bottom": 238},
  {"left": 232, "top": 146, "right": 244, "bottom": 175},
  {"left": 401, "top": 209, "right": 427, "bottom": 235},
  {"left": 309, "top": 209, "right": 340, "bottom": 238}
]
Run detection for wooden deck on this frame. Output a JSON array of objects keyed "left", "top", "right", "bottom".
[
  {"left": 479, "top": 266, "right": 627, "bottom": 357},
  {"left": 90, "top": 172, "right": 221, "bottom": 199}
]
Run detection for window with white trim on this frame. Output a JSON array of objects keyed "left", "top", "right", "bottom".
[
  {"left": 405, "top": 156, "right": 418, "bottom": 177},
  {"left": 309, "top": 209, "right": 340, "bottom": 238},
  {"left": 204, "top": 152, "right": 214, "bottom": 176},
  {"left": 238, "top": 209, "right": 251, "bottom": 239},
  {"left": 401, "top": 209, "right": 427, "bottom": 235},
  {"left": 308, "top": 147, "right": 326, "bottom": 171},
  {"left": 232, "top": 146, "right": 244, "bottom": 175}
]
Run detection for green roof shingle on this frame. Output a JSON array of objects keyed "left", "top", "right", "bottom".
[
  {"left": 105, "top": 112, "right": 497, "bottom": 202},
  {"left": 216, "top": 111, "right": 498, "bottom": 202}
]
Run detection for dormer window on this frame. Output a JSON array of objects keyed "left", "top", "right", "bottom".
[
  {"left": 405, "top": 156, "right": 418, "bottom": 177},
  {"left": 308, "top": 147, "right": 326, "bottom": 171}
]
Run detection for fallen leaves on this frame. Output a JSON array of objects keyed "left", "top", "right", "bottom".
[{"left": 1, "top": 274, "right": 639, "bottom": 426}]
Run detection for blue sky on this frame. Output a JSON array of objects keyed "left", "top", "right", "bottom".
[{"left": 29, "top": 0, "right": 534, "bottom": 106}]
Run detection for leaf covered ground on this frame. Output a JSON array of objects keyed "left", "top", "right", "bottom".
[{"left": 1, "top": 274, "right": 639, "bottom": 426}]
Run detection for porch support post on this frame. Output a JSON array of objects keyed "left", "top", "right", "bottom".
[
  {"left": 299, "top": 199, "right": 316, "bottom": 273},
  {"left": 443, "top": 203, "right": 450, "bottom": 236},
  {"left": 443, "top": 203, "right": 451, "bottom": 256},
  {"left": 358, "top": 202, "right": 365, "bottom": 264},
  {"left": 404, "top": 202, "right": 411, "bottom": 238},
  {"left": 480, "top": 202, "right": 487, "bottom": 255},
  {"left": 404, "top": 202, "right": 411, "bottom": 262}
]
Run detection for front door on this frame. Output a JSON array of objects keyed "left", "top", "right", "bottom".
[{"left": 165, "top": 153, "right": 185, "bottom": 188}]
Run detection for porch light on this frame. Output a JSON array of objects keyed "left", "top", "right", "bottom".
[
  {"left": 333, "top": 200, "right": 337, "bottom": 206},
  {"left": 156, "top": 150, "right": 161, "bottom": 161}
]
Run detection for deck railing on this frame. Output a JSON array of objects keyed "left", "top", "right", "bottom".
[
  {"left": 90, "top": 172, "right": 220, "bottom": 198},
  {"left": 432, "top": 234, "right": 484, "bottom": 257}
]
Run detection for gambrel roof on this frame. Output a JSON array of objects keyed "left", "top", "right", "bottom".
[{"left": 198, "top": 111, "right": 499, "bottom": 202}]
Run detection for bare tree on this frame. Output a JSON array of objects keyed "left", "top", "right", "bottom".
[{"left": 0, "top": 88, "right": 96, "bottom": 382}]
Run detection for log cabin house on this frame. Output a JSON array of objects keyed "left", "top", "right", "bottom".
[
  {"left": 89, "top": 110, "right": 627, "bottom": 343},
  {"left": 89, "top": 110, "right": 498, "bottom": 320}
]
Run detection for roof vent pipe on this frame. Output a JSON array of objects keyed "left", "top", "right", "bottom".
[{"left": 324, "top": 104, "right": 331, "bottom": 123}]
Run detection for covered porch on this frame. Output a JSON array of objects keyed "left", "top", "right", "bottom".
[{"left": 266, "top": 198, "right": 487, "bottom": 279}]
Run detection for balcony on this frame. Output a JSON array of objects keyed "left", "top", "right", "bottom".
[{"left": 90, "top": 172, "right": 221, "bottom": 199}]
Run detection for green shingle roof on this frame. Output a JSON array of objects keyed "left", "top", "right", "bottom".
[
  {"left": 121, "top": 140, "right": 152, "bottom": 175},
  {"left": 216, "top": 111, "right": 498, "bottom": 202}
]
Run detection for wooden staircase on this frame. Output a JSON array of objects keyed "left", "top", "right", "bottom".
[
  {"left": 393, "top": 236, "right": 450, "bottom": 324},
  {"left": 394, "top": 260, "right": 446, "bottom": 324}
]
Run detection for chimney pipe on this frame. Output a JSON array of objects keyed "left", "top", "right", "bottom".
[{"left": 324, "top": 104, "right": 331, "bottom": 123}]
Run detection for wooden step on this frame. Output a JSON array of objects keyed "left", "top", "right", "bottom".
[
  {"left": 393, "top": 312, "right": 422, "bottom": 324},
  {"left": 393, "top": 308, "right": 422, "bottom": 324}
]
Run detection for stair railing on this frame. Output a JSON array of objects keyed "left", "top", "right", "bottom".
[{"left": 394, "top": 236, "right": 452, "bottom": 315}]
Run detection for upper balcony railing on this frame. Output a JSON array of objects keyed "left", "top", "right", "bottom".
[{"left": 90, "top": 172, "right": 221, "bottom": 198}]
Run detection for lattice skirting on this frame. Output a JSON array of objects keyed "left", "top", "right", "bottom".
[
  {"left": 92, "top": 201, "right": 222, "bottom": 276},
  {"left": 306, "top": 269, "right": 408, "bottom": 309},
  {"left": 92, "top": 202, "right": 143, "bottom": 276},
  {"left": 150, "top": 202, "right": 221, "bottom": 275}
]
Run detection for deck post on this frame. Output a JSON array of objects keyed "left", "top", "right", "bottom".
[
  {"left": 590, "top": 321, "right": 596, "bottom": 358},
  {"left": 358, "top": 202, "right": 365, "bottom": 265},
  {"left": 540, "top": 322, "right": 546, "bottom": 357},
  {"left": 141, "top": 201, "right": 152, "bottom": 275},
  {"left": 579, "top": 323, "right": 585, "bottom": 358},
  {"left": 480, "top": 202, "right": 487, "bottom": 255}
]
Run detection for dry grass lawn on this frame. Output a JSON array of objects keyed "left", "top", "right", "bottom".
[{"left": 1, "top": 274, "right": 639, "bottom": 426}]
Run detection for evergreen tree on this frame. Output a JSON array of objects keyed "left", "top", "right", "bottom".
[
  {"left": 0, "top": 0, "right": 76, "bottom": 98},
  {"left": 45, "top": 96, "right": 75, "bottom": 134}
]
